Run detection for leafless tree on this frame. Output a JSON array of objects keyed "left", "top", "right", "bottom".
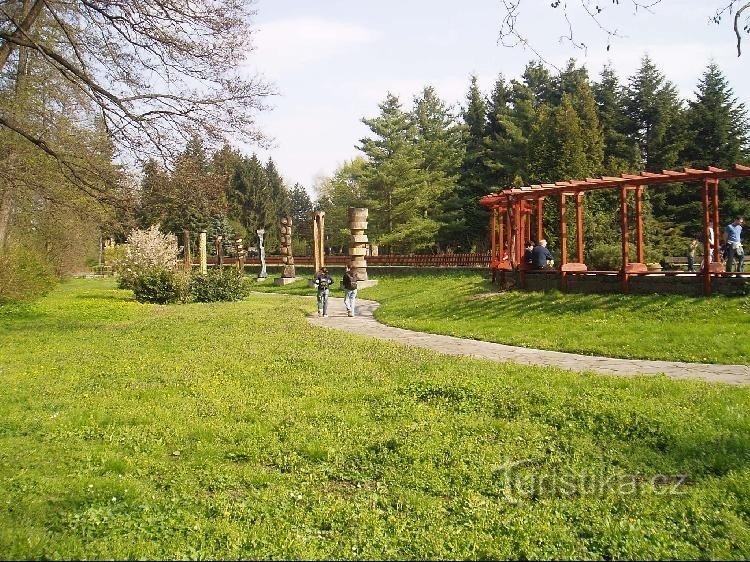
[
  {"left": 712, "top": 1, "right": 750, "bottom": 56},
  {"left": 0, "top": 0, "right": 274, "bottom": 165},
  {"left": 499, "top": 0, "right": 750, "bottom": 67}
]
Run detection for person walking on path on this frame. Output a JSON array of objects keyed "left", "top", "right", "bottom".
[
  {"left": 726, "top": 216, "right": 745, "bottom": 274},
  {"left": 314, "top": 267, "right": 333, "bottom": 317},
  {"left": 343, "top": 263, "right": 358, "bottom": 317}
]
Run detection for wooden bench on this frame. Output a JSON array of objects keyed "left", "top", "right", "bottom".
[{"left": 664, "top": 256, "right": 690, "bottom": 270}]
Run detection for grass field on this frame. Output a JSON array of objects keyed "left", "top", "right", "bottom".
[
  {"left": 1, "top": 278, "right": 750, "bottom": 559},
  {"left": 252, "top": 268, "right": 750, "bottom": 364}
]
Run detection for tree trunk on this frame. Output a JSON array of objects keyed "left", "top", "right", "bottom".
[
  {"left": 0, "top": 0, "right": 46, "bottom": 74},
  {"left": 0, "top": 186, "right": 13, "bottom": 251}
]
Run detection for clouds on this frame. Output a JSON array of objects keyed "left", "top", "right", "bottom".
[{"left": 252, "top": 17, "right": 380, "bottom": 77}]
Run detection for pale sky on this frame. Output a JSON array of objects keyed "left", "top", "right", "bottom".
[{"left": 245, "top": 0, "right": 749, "bottom": 194}]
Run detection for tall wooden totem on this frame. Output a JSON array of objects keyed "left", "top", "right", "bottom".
[{"left": 348, "top": 207, "right": 369, "bottom": 281}]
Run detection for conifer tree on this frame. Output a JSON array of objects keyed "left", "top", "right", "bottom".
[
  {"left": 484, "top": 75, "right": 525, "bottom": 189},
  {"left": 447, "top": 76, "right": 491, "bottom": 251},
  {"left": 289, "top": 183, "right": 314, "bottom": 249},
  {"left": 681, "top": 62, "right": 749, "bottom": 222},
  {"left": 413, "top": 86, "right": 463, "bottom": 248},
  {"left": 558, "top": 61, "right": 604, "bottom": 176},
  {"left": 594, "top": 66, "right": 640, "bottom": 174},
  {"left": 624, "top": 55, "right": 685, "bottom": 172},
  {"left": 359, "top": 93, "right": 439, "bottom": 253}
]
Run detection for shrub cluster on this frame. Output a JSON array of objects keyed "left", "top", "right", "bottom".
[
  {"left": 112, "top": 226, "right": 249, "bottom": 304},
  {"left": 0, "top": 246, "right": 57, "bottom": 304},
  {"left": 190, "top": 269, "right": 250, "bottom": 303},
  {"left": 131, "top": 269, "right": 191, "bottom": 304}
]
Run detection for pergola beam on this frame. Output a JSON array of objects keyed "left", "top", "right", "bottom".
[{"left": 479, "top": 163, "right": 750, "bottom": 207}]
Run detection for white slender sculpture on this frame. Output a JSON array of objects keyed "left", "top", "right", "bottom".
[{"left": 257, "top": 229, "right": 267, "bottom": 279}]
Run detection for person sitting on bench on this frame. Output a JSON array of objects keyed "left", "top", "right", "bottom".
[{"left": 531, "top": 239, "right": 553, "bottom": 270}]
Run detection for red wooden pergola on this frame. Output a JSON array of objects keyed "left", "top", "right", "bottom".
[{"left": 479, "top": 164, "right": 750, "bottom": 295}]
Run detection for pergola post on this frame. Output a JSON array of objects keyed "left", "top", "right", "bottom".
[
  {"left": 575, "top": 191, "right": 584, "bottom": 263},
  {"left": 559, "top": 193, "right": 567, "bottom": 266},
  {"left": 559, "top": 193, "right": 567, "bottom": 291},
  {"left": 513, "top": 199, "right": 522, "bottom": 266},
  {"left": 490, "top": 207, "right": 497, "bottom": 263},
  {"left": 635, "top": 185, "right": 644, "bottom": 265},
  {"left": 536, "top": 197, "right": 544, "bottom": 243},
  {"left": 702, "top": 180, "right": 713, "bottom": 296},
  {"left": 711, "top": 179, "right": 720, "bottom": 263},
  {"left": 495, "top": 207, "right": 505, "bottom": 261},
  {"left": 620, "top": 186, "right": 630, "bottom": 293}
]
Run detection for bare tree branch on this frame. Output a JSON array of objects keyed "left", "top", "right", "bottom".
[{"left": 499, "top": 1, "right": 750, "bottom": 63}]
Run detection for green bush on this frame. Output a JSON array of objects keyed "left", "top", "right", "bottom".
[
  {"left": 0, "top": 246, "right": 57, "bottom": 304},
  {"left": 190, "top": 268, "right": 250, "bottom": 303},
  {"left": 132, "top": 269, "right": 190, "bottom": 304}
]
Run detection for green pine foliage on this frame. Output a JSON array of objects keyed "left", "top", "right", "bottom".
[
  {"left": 355, "top": 55, "right": 748, "bottom": 260},
  {"left": 359, "top": 93, "right": 442, "bottom": 253}
]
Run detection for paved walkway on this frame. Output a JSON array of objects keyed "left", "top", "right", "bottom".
[{"left": 304, "top": 295, "right": 750, "bottom": 386}]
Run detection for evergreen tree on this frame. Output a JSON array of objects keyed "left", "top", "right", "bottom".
[
  {"left": 315, "top": 158, "right": 367, "bottom": 254},
  {"left": 557, "top": 61, "right": 604, "bottom": 176},
  {"left": 624, "top": 55, "right": 685, "bottom": 172},
  {"left": 522, "top": 61, "right": 558, "bottom": 106},
  {"left": 413, "top": 86, "right": 463, "bottom": 246},
  {"left": 594, "top": 65, "right": 640, "bottom": 174},
  {"left": 359, "top": 93, "right": 439, "bottom": 253},
  {"left": 265, "top": 158, "right": 291, "bottom": 218},
  {"left": 682, "top": 62, "right": 749, "bottom": 169},
  {"left": 681, "top": 62, "right": 750, "bottom": 223},
  {"left": 447, "top": 76, "right": 491, "bottom": 251},
  {"left": 289, "top": 183, "right": 314, "bottom": 249},
  {"left": 484, "top": 75, "right": 525, "bottom": 189},
  {"left": 230, "top": 154, "right": 280, "bottom": 250},
  {"left": 527, "top": 95, "right": 588, "bottom": 183}
]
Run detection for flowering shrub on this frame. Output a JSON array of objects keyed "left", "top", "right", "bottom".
[{"left": 113, "top": 225, "right": 179, "bottom": 289}]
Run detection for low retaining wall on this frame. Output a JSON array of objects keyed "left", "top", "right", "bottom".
[{"left": 520, "top": 272, "right": 748, "bottom": 296}]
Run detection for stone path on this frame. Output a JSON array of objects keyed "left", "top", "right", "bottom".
[{"left": 303, "top": 295, "right": 750, "bottom": 386}]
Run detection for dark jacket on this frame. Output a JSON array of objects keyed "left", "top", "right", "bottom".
[
  {"left": 531, "top": 245, "right": 552, "bottom": 269},
  {"left": 314, "top": 272, "right": 333, "bottom": 291},
  {"left": 343, "top": 270, "right": 358, "bottom": 290}
]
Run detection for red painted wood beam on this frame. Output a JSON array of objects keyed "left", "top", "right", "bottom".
[
  {"left": 536, "top": 198, "right": 544, "bottom": 243},
  {"left": 620, "top": 186, "right": 629, "bottom": 294},
  {"left": 635, "top": 185, "right": 644, "bottom": 264},
  {"left": 702, "top": 180, "right": 712, "bottom": 296},
  {"left": 575, "top": 191, "right": 584, "bottom": 264}
]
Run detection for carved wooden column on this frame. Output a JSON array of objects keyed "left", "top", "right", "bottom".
[
  {"left": 348, "top": 208, "right": 369, "bottom": 281},
  {"left": 279, "top": 217, "right": 295, "bottom": 280},
  {"left": 313, "top": 211, "right": 325, "bottom": 272},
  {"left": 199, "top": 231, "right": 207, "bottom": 275}
]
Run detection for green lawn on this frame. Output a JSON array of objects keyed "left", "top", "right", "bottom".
[
  {"left": 1, "top": 279, "right": 750, "bottom": 559},
  {"left": 253, "top": 268, "right": 750, "bottom": 364}
]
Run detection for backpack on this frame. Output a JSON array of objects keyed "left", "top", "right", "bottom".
[
  {"left": 317, "top": 274, "right": 331, "bottom": 290},
  {"left": 343, "top": 271, "right": 358, "bottom": 290}
]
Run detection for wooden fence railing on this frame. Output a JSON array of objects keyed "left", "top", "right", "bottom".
[{"left": 198, "top": 253, "right": 491, "bottom": 268}]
